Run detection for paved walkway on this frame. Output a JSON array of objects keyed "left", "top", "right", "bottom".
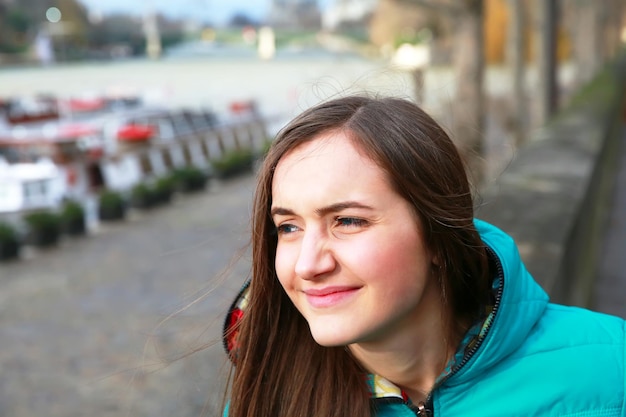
[
  {"left": 0, "top": 175, "right": 255, "bottom": 417},
  {"left": 594, "top": 121, "right": 626, "bottom": 319}
]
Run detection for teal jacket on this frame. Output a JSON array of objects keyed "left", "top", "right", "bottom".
[
  {"left": 224, "top": 220, "right": 625, "bottom": 416},
  {"left": 371, "top": 219, "right": 625, "bottom": 416}
]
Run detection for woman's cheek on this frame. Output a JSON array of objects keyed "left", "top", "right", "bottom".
[{"left": 275, "top": 244, "right": 296, "bottom": 287}]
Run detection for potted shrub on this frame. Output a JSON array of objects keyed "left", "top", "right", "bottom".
[
  {"left": 98, "top": 190, "right": 126, "bottom": 221},
  {"left": 152, "top": 175, "right": 175, "bottom": 205},
  {"left": 130, "top": 182, "right": 156, "bottom": 210},
  {"left": 60, "top": 199, "right": 86, "bottom": 236},
  {"left": 211, "top": 148, "right": 254, "bottom": 179},
  {"left": 172, "top": 165, "right": 209, "bottom": 193},
  {"left": 0, "top": 221, "right": 20, "bottom": 261},
  {"left": 23, "top": 210, "right": 61, "bottom": 248}
]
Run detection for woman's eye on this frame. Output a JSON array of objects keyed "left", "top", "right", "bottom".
[
  {"left": 276, "top": 223, "right": 299, "bottom": 235},
  {"left": 336, "top": 217, "right": 367, "bottom": 228}
]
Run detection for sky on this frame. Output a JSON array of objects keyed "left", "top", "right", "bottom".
[{"left": 76, "top": 0, "right": 334, "bottom": 26}]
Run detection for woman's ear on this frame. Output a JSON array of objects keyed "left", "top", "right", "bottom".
[{"left": 431, "top": 252, "right": 440, "bottom": 267}]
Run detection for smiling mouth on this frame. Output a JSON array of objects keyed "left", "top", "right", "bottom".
[{"left": 303, "top": 286, "right": 360, "bottom": 308}]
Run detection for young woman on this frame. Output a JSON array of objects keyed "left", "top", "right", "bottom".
[{"left": 223, "top": 96, "right": 625, "bottom": 417}]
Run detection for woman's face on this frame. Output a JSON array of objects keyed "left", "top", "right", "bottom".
[{"left": 271, "top": 131, "right": 439, "bottom": 348}]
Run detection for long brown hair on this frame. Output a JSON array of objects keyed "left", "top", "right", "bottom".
[{"left": 227, "top": 95, "right": 492, "bottom": 417}]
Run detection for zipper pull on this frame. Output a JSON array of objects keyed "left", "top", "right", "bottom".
[{"left": 416, "top": 402, "right": 432, "bottom": 416}]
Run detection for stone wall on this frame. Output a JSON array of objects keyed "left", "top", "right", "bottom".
[{"left": 476, "top": 52, "right": 626, "bottom": 307}]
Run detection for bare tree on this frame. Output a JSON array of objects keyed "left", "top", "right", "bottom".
[
  {"left": 402, "top": 0, "right": 486, "bottom": 185},
  {"left": 451, "top": 0, "right": 485, "bottom": 185},
  {"left": 506, "top": 0, "right": 527, "bottom": 146},
  {"left": 566, "top": 0, "right": 626, "bottom": 88},
  {"left": 564, "top": 1, "right": 597, "bottom": 88},
  {"left": 605, "top": 0, "right": 626, "bottom": 60},
  {"left": 534, "top": 0, "right": 558, "bottom": 126}
]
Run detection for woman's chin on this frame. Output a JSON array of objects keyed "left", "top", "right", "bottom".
[{"left": 308, "top": 324, "right": 356, "bottom": 347}]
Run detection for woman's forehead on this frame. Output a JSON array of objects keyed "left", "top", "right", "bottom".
[
  {"left": 270, "top": 133, "right": 398, "bottom": 213},
  {"left": 273, "top": 133, "right": 378, "bottom": 182}
]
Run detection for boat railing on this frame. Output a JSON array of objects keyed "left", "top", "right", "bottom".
[{"left": 96, "top": 112, "right": 275, "bottom": 192}]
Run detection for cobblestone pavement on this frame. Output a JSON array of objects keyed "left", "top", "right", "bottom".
[{"left": 0, "top": 175, "right": 256, "bottom": 417}]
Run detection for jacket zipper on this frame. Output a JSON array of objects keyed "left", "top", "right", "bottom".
[
  {"left": 415, "top": 401, "right": 431, "bottom": 416},
  {"left": 410, "top": 247, "right": 505, "bottom": 417}
]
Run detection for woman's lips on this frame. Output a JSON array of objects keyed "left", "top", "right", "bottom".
[{"left": 303, "top": 286, "right": 360, "bottom": 308}]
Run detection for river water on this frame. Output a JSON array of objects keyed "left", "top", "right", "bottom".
[{"left": 0, "top": 52, "right": 419, "bottom": 131}]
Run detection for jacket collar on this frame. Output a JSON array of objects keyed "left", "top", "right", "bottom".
[{"left": 449, "top": 219, "right": 549, "bottom": 384}]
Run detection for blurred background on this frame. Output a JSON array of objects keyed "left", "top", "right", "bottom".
[{"left": 0, "top": 1, "right": 625, "bottom": 416}]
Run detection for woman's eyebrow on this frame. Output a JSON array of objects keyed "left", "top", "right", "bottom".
[
  {"left": 270, "top": 207, "right": 294, "bottom": 217},
  {"left": 270, "top": 201, "right": 373, "bottom": 218},
  {"left": 315, "top": 201, "right": 373, "bottom": 216}
]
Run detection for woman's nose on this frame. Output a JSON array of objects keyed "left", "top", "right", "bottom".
[{"left": 294, "top": 230, "right": 336, "bottom": 280}]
